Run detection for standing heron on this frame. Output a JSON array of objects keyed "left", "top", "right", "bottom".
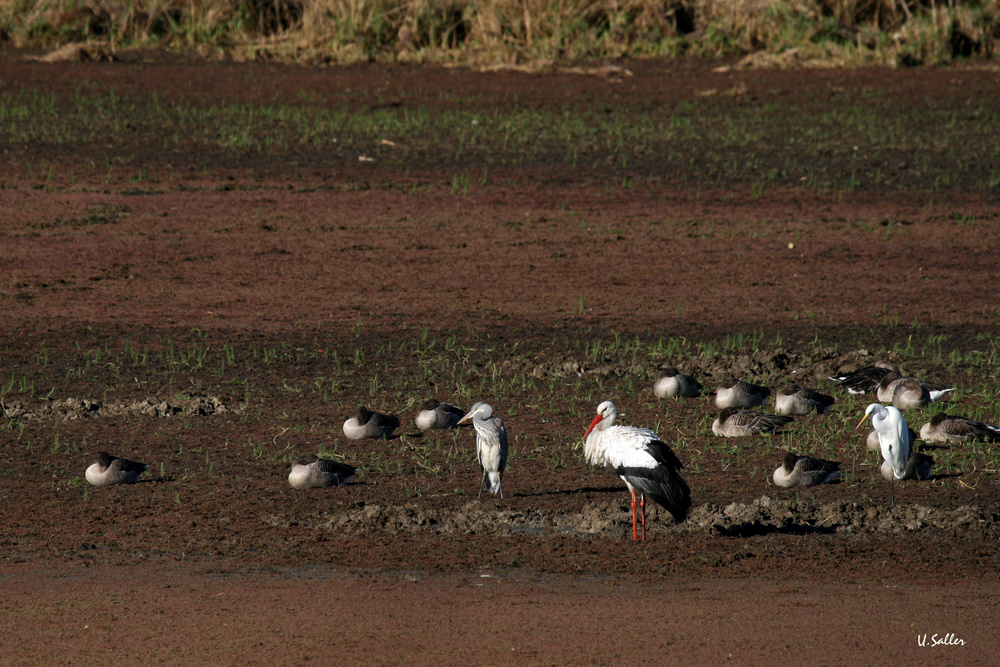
[
  {"left": 866, "top": 425, "right": 917, "bottom": 451},
  {"left": 86, "top": 451, "right": 148, "bottom": 487},
  {"left": 582, "top": 401, "right": 691, "bottom": 541},
  {"left": 458, "top": 402, "right": 508, "bottom": 498},
  {"left": 859, "top": 403, "right": 910, "bottom": 507}
]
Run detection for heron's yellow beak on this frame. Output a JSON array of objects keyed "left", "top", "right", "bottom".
[{"left": 855, "top": 414, "right": 869, "bottom": 430}]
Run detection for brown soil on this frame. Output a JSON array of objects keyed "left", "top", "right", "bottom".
[{"left": 1, "top": 56, "right": 999, "bottom": 663}]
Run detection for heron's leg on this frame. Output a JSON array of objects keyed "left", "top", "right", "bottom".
[
  {"left": 478, "top": 470, "right": 486, "bottom": 499},
  {"left": 640, "top": 493, "right": 646, "bottom": 542},
  {"left": 498, "top": 478, "right": 503, "bottom": 500},
  {"left": 630, "top": 488, "right": 638, "bottom": 541},
  {"left": 890, "top": 476, "right": 895, "bottom": 509}
]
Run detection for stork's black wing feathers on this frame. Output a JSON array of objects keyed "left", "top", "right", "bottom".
[{"left": 616, "top": 440, "right": 691, "bottom": 523}]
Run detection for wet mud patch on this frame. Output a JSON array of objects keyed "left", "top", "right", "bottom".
[
  {"left": 693, "top": 496, "right": 999, "bottom": 538},
  {"left": 260, "top": 496, "right": 1000, "bottom": 541}
]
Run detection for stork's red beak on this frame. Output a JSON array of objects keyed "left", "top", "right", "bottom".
[{"left": 583, "top": 413, "right": 603, "bottom": 439}]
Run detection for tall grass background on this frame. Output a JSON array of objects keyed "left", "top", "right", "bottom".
[{"left": 1, "top": 0, "right": 997, "bottom": 66}]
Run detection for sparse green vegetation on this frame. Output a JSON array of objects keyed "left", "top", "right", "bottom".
[{"left": 2, "top": 81, "right": 997, "bottom": 191}]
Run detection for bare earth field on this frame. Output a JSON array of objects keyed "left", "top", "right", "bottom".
[{"left": 1, "top": 57, "right": 1000, "bottom": 664}]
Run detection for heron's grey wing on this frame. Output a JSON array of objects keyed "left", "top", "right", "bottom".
[{"left": 495, "top": 417, "right": 509, "bottom": 476}]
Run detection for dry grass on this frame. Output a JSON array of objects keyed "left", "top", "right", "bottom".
[{"left": 1, "top": 0, "right": 997, "bottom": 66}]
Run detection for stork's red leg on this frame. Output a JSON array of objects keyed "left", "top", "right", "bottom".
[
  {"left": 640, "top": 493, "right": 646, "bottom": 542},
  {"left": 630, "top": 488, "right": 638, "bottom": 540}
]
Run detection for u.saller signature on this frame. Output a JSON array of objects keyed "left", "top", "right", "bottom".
[{"left": 917, "top": 633, "right": 966, "bottom": 647}]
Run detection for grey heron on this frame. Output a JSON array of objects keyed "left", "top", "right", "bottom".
[{"left": 458, "top": 402, "right": 508, "bottom": 499}]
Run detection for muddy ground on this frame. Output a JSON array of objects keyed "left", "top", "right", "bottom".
[{"left": 1, "top": 56, "right": 999, "bottom": 663}]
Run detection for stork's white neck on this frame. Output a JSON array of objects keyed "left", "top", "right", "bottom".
[{"left": 584, "top": 417, "right": 612, "bottom": 466}]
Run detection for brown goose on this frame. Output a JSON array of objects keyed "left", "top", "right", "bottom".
[
  {"left": 774, "top": 385, "right": 836, "bottom": 416},
  {"left": 828, "top": 362, "right": 898, "bottom": 394},
  {"left": 918, "top": 413, "right": 1000, "bottom": 444},
  {"left": 712, "top": 408, "right": 792, "bottom": 437},
  {"left": 288, "top": 454, "right": 357, "bottom": 488},
  {"left": 880, "top": 451, "right": 934, "bottom": 481},
  {"left": 85, "top": 451, "right": 148, "bottom": 487},
  {"left": 653, "top": 368, "right": 702, "bottom": 399},
  {"left": 414, "top": 399, "right": 466, "bottom": 431},
  {"left": 343, "top": 406, "right": 400, "bottom": 440},
  {"left": 714, "top": 378, "right": 771, "bottom": 410},
  {"left": 876, "top": 373, "right": 954, "bottom": 410},
  {"left": 772, "top": 452, "right": 840, "bottom": 487}
]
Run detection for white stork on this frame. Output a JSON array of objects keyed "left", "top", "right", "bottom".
[{"left": 582, "top": 401, "right": 691, "bottom": 540}]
